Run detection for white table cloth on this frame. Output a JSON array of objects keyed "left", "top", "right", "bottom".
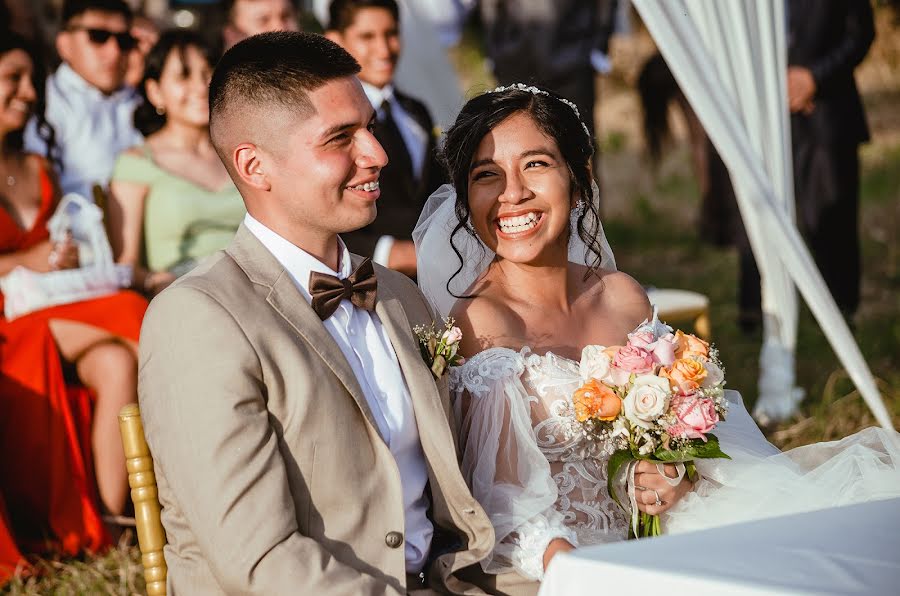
[{"left": 540, "top": 497, "right": 900, "bottom": 595}]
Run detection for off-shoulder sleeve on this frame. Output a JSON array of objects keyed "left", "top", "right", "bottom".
[{"left": 450, "top": 349, "right": 578, "bottom": 580}]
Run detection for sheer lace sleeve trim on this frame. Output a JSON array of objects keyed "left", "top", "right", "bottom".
[{"left": 451, "top": 347, "right": 526, "bottom": 398}]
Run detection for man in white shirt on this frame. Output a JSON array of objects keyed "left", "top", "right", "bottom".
[
  {"left": 24, "top": 0, "right": 142, "bottom": 200},
  {"left": 138, "top": 31, "right": 495, "bottom": 594},
  {"left": 326, "top": 0, "right": 445, "bottom": 278}
]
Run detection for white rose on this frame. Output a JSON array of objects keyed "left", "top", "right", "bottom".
[
  {"left": 580, "top": 345, "right": 612, "bottom": 382},
  {"left": 701, "top": 361, "right": 725, "bottom": 388},
  {"left": 623, "top": 375, "right": 671, "bottom": 428}
]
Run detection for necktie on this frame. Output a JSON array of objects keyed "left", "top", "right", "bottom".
[
  {"left": 308, "top": 258, "right": 378, "bottom": 320},
  {"left": 378, "top": 98, "right": 414, "bottom": 182}
]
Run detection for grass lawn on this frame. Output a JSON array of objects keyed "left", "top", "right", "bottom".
[{"left": 4, "top": 6, "right": 898, "bottom": 595}]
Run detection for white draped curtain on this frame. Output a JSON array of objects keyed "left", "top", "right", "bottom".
[{"left": 631, "top": 0, "right": 893, "bottom": 430}]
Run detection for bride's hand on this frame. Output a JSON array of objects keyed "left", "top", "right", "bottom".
[
  {"left": 632, "top": 460, "right": 693, "bottom": 515},
  {"left": 543, "top": 538, "right": 575, "bottom": 571}
]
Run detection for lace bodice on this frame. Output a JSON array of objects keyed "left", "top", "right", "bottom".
[{"left": 450, "top": 347, "right": 629, "bottom": 580}]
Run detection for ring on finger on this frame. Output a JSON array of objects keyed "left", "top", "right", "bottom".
[{"left": 652, "top": 489, "right": 662, "bottom": 507}]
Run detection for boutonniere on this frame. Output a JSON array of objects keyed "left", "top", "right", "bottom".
[{"left": 414, "top": 317, "right": 464, "bottom": 378}]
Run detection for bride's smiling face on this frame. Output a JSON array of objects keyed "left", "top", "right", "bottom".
[{"left": 468, "top": 112, "right": 575, "bottom": 265}]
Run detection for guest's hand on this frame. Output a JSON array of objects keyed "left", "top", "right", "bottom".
[
  {"left": 788, "top": 66, "right": 817, "bottom": 113},
  {"left": 632, "top": 460, "right": 693, "bottom": 515},
  {"left": 388, "top": 240, "right": 417, "bottom": 277},
  {"left": 48, "top": 233, "right": 80, "bottom": 271},
  {"left": 543, "top": 537, "right": 575, "bottom": 571}
]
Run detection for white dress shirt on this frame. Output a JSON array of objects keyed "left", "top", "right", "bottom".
[
  {"left": 361, "top": 82, "right": 430, "bottom": 267},
  {"left": 243, "top": 213, "right": 434, "bottom": 573},
  {"left": 24, "top": 64, "right": 143, "bottom": 200}
]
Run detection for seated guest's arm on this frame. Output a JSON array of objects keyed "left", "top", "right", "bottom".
[
  {"left": 108, "top": 157, "right": 175, "bottom": 295},
  {"left": 139, "top": 286, "right": 403, "bottom": 595}
]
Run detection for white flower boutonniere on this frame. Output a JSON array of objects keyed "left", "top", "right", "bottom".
[{"left": 414, "top": 317, "right": 465, "bottom": 378}]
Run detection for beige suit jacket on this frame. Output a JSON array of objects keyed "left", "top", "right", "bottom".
[{"left": 138, "top": 224, "right": 495, "bottom": 595}]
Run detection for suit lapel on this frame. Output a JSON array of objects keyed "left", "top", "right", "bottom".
[{"left": 228, "top": 226, "right": 384, "bottom": 439}]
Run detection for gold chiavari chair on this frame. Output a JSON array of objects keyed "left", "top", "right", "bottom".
[{"left": 118, "top": 404, "right": 167, "bottom": 596}]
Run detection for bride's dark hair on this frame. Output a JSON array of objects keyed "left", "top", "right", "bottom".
[{"left": 441, "top": 84, "right": 603, "bottom": 297}]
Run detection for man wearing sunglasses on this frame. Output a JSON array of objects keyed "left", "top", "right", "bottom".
[{"left": 25, "top": 0, "right": 143, "bottom": 200}]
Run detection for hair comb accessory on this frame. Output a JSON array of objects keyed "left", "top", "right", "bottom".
[{"left": 488, "top": 83, "right": 592, "bottom": 140}]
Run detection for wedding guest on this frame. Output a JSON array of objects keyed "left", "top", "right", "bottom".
[
  {"left": 124, "top": 14, "right": 159, "bottom": 88},
  {"left": 738, "top": 0, "right": 875, "bottom": 325},
  {"left": 221, "top": 0, "right": 300, "bottom": 51},
  {"left": 0, "top": 31, "right": 148, "bottom": 581},
  {"left": 23, "top": 0, "right": 142, "bottom": 200},
  {"left": 478, "top": 0, "right": 617, "bottom": 142},
  {"left": 108, "top": 31, "right": 244, "bottom": 296},
  {"left": 138, "top": 31, "right": 494, "bottom": 594},
  {"left": 326, "top": 0, "right": 444, "bottom": 277}
]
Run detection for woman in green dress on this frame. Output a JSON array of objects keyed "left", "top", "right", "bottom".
[{"left": 109, "top": 30, "right": 245, "bottom": 296}]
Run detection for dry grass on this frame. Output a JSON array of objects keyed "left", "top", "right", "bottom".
[{"left": 2, "top": 533, "right": 144, "bottom": 595}]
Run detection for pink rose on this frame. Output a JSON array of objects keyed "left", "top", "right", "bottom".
[
  {"left": 442, "top": 326, "right": 463, "bottom": 345},
  {"left": 612, "top": 344, "right": 654, "bottom": 375},
  {"left": 628, "top": 331, "right": 677, "bottom": 367},
  {"left": 652, "top": 333, "right": 678, "bottom": 367},
  {"left": 670, "top": 394, "right": 719, "bottom": 441},
  {"left": 627, "top": 331, "right": 655, "bottom": 350}
]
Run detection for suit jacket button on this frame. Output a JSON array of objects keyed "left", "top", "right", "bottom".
[{"left": 385, "top": 531, "right": 404, "bottom": 548}]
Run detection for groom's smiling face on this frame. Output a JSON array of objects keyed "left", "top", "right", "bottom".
[{"left": 262, "top": 76, "right": 388, "bottom": 238}]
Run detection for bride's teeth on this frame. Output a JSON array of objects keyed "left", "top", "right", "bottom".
[{"left": 498, "top": 212, "right": 540, "bottom": 233}]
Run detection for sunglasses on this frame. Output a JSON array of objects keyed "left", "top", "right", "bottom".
[{"left": 67, "top": 26, "right": 137, "bottom": 51}]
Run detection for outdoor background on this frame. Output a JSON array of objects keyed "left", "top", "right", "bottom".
[{"left": 4, "top": 3, "right": 898, "bottom": 594}]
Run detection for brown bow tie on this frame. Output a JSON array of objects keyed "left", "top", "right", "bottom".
[{"left": 308, "top": 258, "right": 378, "bottom": 320}]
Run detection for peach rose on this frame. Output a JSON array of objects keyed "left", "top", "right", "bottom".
[
  {"left": 674, "top": 330, "right": 709, "bottom": 360},
  {"left": 661, "top": 357, "right": 708, "bottom": 395},
  {"left": 573, "top": 380, "right": 621, "bottom": 422}
]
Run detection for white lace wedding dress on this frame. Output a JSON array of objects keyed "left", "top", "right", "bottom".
[{"left": 451, "top": 346, "right": 900, "bottom": 581}]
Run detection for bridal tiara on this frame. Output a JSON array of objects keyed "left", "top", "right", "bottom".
[{"left": 488, "top": 83, "right": 592, "bottom": 140}]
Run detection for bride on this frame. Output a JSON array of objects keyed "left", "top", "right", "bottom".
[{"left": 413, "top": 83, "right": 900, "bottom": 594}]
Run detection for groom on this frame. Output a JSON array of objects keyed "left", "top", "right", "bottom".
[{"left": 137, "top": 32, "right": 496, "bottom": 594}]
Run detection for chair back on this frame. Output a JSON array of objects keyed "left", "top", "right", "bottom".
[{"left": 118, "top": 403, "right": 168, "bottom": 596}]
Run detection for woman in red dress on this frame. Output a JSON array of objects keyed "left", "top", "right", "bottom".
[{"left": 0, "top": 32, "right": 147, "bottom": 582}]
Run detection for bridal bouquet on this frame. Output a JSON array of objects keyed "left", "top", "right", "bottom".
[{"left": 570, "top": 316, "right": 729, "bottom": 538}]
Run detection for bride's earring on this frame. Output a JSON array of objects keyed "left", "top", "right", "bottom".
[{"left": 570, "top": 199, "right": 586, "bottom": 231}]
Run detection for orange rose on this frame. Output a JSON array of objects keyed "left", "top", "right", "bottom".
[
  {"left": 674, "top": 330, "right": 710, "bottom": 359},
  {"left": 661, "top": 358, "right": 708, "bottom": 395},
  {"left": 573, "top": 379, "right": 621, "bottom": 422}
]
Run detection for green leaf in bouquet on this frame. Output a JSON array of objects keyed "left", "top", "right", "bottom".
[
  {"left": 681, "top": 434, "right": 731, "bottom": 460},
  {"left": 607, "top": 449, "right": 634, "bottom": 511},
  {"left": 650, "top": 434, "right": 730, "bottom": 463}
]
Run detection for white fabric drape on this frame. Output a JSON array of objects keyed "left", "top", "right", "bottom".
[{"left": 631, "top": 0, "right": 893, "bottom": 430}]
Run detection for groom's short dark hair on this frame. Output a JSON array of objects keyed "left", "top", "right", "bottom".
[{"left": 209, "top": 31, "right": 360, "bottom": 162}]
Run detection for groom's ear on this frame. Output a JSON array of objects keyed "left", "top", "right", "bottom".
[{"left": 233, "top": 143, "right": 272, "bottom": 192}]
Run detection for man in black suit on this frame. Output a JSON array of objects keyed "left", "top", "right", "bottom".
[
  {"left": 738, "top": 0, "right": 874, "bottom": 328},
  {"left": 326, "top": 0, "right": 444, "bottom": 277}
]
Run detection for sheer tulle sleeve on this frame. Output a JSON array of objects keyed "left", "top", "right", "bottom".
[{"left": 450, "top": 349, "right": 578, "bottom": 580}]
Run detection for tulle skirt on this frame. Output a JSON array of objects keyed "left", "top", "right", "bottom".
[{"left": 663, "top": 392, "right": 900, "bottom": 534}]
